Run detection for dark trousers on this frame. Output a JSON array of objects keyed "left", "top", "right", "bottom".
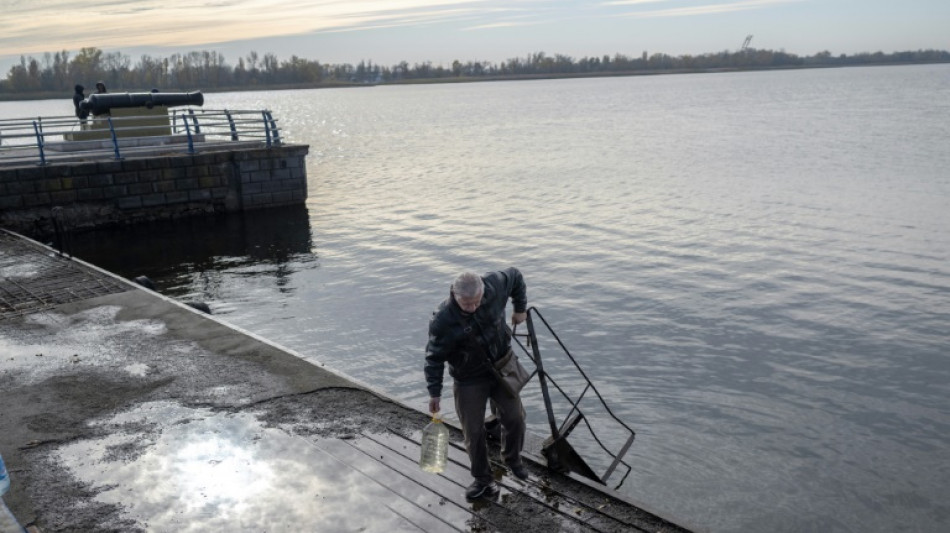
[{"left": 454, "top": 379, "right": 526, "bottom": 483}]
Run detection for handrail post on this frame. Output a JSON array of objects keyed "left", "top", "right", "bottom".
[
  {"left": 262, "top": 111, "right": 272, "bottom": 147},
  {"left": 265, "top": 111, "right": 281, "bottom": 145},
  {"left": 31, "top": 121, "right": 47, "bottom": 165},
  {"left": 188, "top": 109, "right": 201, "bottom": 134},
  {"left": 527, "top": 311, "right": 560, "bottom": 438},
  {"left": 182, "top": 114, "right": 195, "bottom": 154},
  {"left": 224, "top": 109, "right": 238, "bottom": 141},
  {"left": 107, "top": 117, "right": 122, "bottom": 160}
]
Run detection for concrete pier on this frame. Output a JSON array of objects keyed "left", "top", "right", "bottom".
[
  {"left": 0, "top": 142, "right": 309, "bottom": 239},
  {"left": 0, "top": 230, "right": 693, "bottom": 532}
]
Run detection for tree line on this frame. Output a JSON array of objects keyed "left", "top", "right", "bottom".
[{"left": 2, "top": 46, "right": 948, "bottom": 95}]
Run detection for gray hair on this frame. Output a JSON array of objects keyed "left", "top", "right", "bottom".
[{"left": 452, "top": 272, "right": 484, "bottom": 299}]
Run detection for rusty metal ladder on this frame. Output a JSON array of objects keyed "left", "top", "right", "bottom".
[{"left": 512, "top": 307, "right": 637, "bottom": 489}]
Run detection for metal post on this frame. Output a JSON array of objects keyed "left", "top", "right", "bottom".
[
  {"left": 31, "top": 121, "right": 47, "bottom": 165},
  {"left": 262, "top": 111, "right": 272, "bottom": 147},
  {"left": 264, "top": 111, "right": 281, "bottom": 145},
  {"left": 50, "top": 206, "right": 73, "bottom": 258},
  {"left": 224, "top": 109, "right": 238, "bottom": 141},
  {"left": 188, "top": 109, "right": 201, "bottom": 134},
  {"left": 182, "top": 115, "right": 195, "bottom": 154},
  {"left": 107, "top": 117, "right": 122, "bottom": 160},
  {"left": 527, "top": 312, "right": 560, "bottom": 438}
]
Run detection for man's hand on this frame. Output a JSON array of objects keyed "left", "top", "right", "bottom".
[
  {"left": 428, "top": 396, "right": 441, "bottom": 414},
  {"left": 511, "top": 311, "right": 527, "bottom": 326}
]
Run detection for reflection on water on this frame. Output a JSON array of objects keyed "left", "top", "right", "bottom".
[{"left": 71, "top": 205, "right": 315, "bottom": 303}]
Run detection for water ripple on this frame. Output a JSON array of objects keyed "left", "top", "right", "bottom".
[{"left": 55, "top": 65, "right": 950, "bottom": 533}]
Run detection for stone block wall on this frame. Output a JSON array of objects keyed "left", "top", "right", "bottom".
[{"left": 0, "top": 144, "right": 309, "bottom": 238}]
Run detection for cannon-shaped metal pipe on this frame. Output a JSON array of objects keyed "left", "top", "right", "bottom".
[{"left": 79, "top": 91, "right": 204, "bottom": 115}]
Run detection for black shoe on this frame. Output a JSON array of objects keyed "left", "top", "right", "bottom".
[
  {"left": 507, "top": 461, "right": 529, "bottom": 481},
  {"left": 465, "top": 480, "right": 499, "bottom": 500}
]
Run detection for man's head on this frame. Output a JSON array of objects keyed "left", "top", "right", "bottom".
[{"left": 452, "top": 272, "right": 484, "bottom": 314}]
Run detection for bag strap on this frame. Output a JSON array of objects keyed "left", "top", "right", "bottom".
[
  {"left": 459, "top": 311, "right": 515, "bottom": 368},
  {"left": 457, "top": 314, "right": 495, "bottom": 372}
]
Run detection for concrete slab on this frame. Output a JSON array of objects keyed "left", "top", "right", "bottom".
[{"left": 0, "top": 232, "right": 693, "bottom": 532}]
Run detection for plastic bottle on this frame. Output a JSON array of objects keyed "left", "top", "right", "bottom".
[
  {"left": 0, "top": 452, "right": 26, "bottom": 533},
  {"left": 419, "top": 413, "right": 449, "bottom": 473},
  {"left": 0, "top": 453, "right": 9, "bottom": 496}
]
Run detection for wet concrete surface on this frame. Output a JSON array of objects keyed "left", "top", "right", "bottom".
[{"left": 0, "top": 232, "right": 692, "bottom": 532}]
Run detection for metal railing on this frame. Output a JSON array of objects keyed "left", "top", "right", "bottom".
[
  {"left": 512, "top": 307, "right": 637, "bottom": 489},
  {"left": 0, "top": 108, "right": 281, "bottom": 166}
]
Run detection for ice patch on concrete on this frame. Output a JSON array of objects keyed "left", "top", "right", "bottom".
[
  {"left": 0, "top": 262, "right": 39, "bottom": 279},
  {"left": 123, "top": 363, "right": 150, "bottom": 377},
  {"left": 0, "top": 305, "right": 171, "bottom": 384},
  {"left": 53, "top": 401, "right": 409, "bottom": 532},
  {"left": 0, "top": 248, "right": 58, "bottom": 279}
]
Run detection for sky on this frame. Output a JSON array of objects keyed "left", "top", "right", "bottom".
[{"left": 1, "top": 0, "right": 947, "bottom": 72}]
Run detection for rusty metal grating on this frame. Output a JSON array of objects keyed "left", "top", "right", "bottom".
[{"left": 0, "top": 232, "right": 131, "bottom": 320}]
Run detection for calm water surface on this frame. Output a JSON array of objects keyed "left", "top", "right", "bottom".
[{"left": 7, "top": 64, "right": 950, "bottom": 532}]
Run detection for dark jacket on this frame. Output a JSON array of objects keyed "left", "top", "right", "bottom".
[
  {"left": 72, "top": 85, "right": 88, "bottom": 120},
  {"left": 424, "top": 267, "right": 527, "bottom": 398}
]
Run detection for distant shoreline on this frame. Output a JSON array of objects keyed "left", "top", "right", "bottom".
[{"left": 1, "top": 60, "right": 946, "bottom": 103}]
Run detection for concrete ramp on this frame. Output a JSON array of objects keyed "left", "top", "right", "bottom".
[{"left": 0, "top": 230, "right": 693, "bottom": 532}]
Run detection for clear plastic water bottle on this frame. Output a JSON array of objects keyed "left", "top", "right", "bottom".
[
  {"left": 419, "top": 413, "right": 449, "bottom": 473},
  {"left": 0, "top": 452, "right": 26, "bottom": 533},
  {"left": 0, "top": 453, "right": 9, "bottom": 496}
]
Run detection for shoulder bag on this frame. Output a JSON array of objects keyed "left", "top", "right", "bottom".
[
  {"left": 467, "top": 317, "right": 532, "bottom": 398},
  {"left": 490, "top": 348, "right": 531, "bottom": 398}
]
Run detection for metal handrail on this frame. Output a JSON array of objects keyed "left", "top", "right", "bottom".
[
  {"left": 512, "top": 307, "right": 637, "bottom": 489},
  {"left": 0, "top": 108, "right": 282, "bottom": 166}
]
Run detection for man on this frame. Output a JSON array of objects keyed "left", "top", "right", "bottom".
[
  {"left": 91, "top": 81, "right": 110, "bottom": 117},
  {"left": 72, "top": 84, "right": 88, "bottom": 122},
  {"left": 424, "top": 268, "right": 529, "bottom": 500}
]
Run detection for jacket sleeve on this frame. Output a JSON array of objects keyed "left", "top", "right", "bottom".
[
  {"left": 502, "top": 267, "right": 527, "bottom": 313},
  {"left": 424, "top": 311, "right": 450, "bottom": 398}
]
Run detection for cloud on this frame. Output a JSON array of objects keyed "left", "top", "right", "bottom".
[
  {"left": 609, "top": 0, "right": 804, "bottom": 18},
  {"left": 460, "top": 8, "right": 539, "bottom": 31},
  {"left": 602, "top": 0, "right": 672, "bottom": 5},
  {"left": 462, "top": 20, "right": 539, "bottom": 31},
  {"left": 0, "top": 0, "right": 497, "bottom": 56},
  {"left": 0, "top": 0, "right": 809, "bottom": 59}
]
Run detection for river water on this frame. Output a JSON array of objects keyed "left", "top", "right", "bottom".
[{"left": 5, "top": 64, "right": 950, "bottom": 532}]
